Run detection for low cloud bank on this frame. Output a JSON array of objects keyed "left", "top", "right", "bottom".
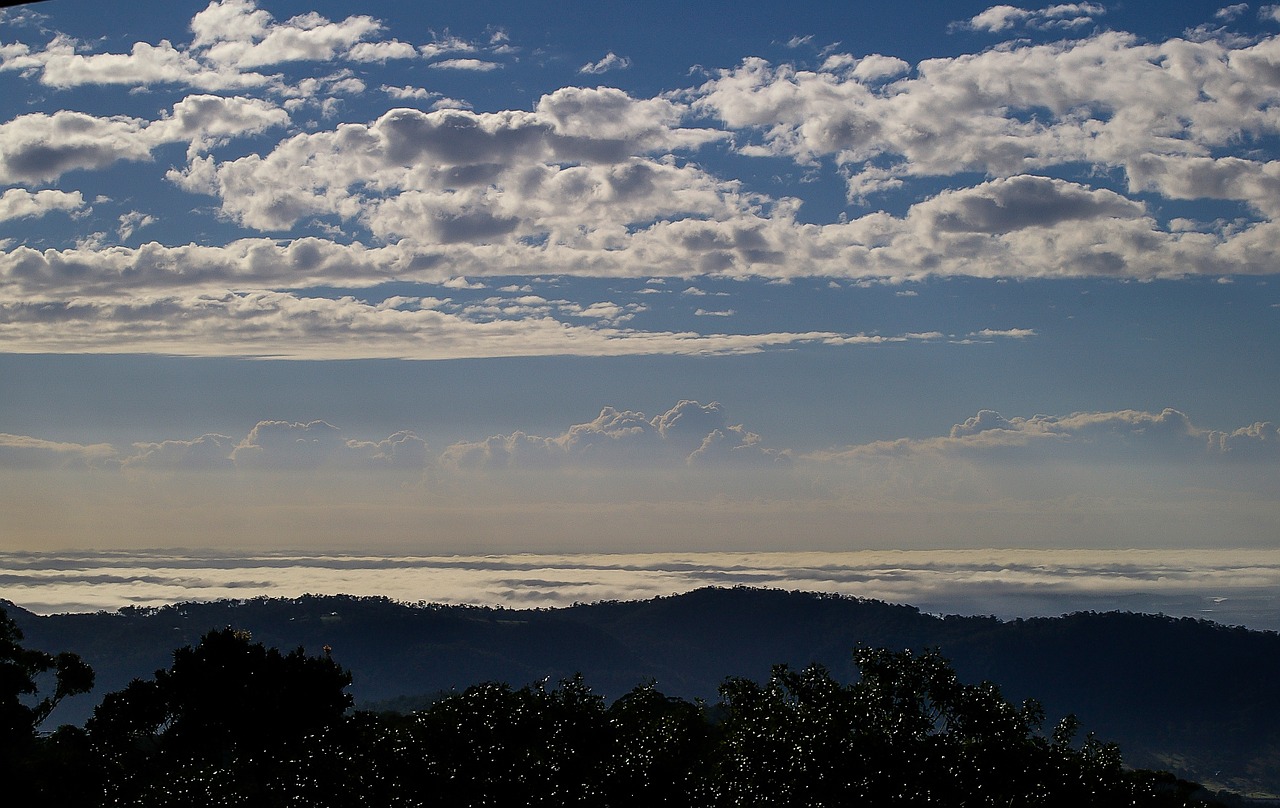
[{"left": 4, "top": 549, "right": 1278, "bottom": 631}]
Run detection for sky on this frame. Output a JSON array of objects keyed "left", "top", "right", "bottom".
[{"left": 2, "top": 0, "right": 1280, "bottom": 616}]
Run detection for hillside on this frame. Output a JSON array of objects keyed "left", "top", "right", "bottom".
[{"left": 8, "top": 587, "right": 1280, "bottom": 796}]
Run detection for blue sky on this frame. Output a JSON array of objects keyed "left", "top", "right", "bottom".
[{"left": 1, "top": 0, "right": 1279, "bottom": 561}]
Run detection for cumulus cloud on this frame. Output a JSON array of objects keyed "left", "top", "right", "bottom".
[
  {"left": 382, "top": 85, "right": 435, "bottom": 101},
  {"left": 689, "top": 29, "right": 1280, "bottom": 221},
  {"left": 441, "top": 400, "right": 789, "bottom": 470},
  {"left": 0, "top": 111, "right": 154, "bottom": 184},
  {"left": 6, "top": 3, "right": 1280, "bottom": 364},
  {"left": 0, "top": 0, "right": 458, "bottom": 92},
  {"left": 180, "top": 94, "right": 729, "bottom": 239},
  {"left": 911, "top": 176, "right": 1144, "bottom": 235},
  {"left": 428, "top": 58, "right": 501, "bottom": 71},
  {"left": 959, "top": 3, "right": 1105, "bottom": 33},
  {"left": 0, "top": 188, "right": 84, "bottom": 222},
  {"left": 230, "top": 420, "right": 428, "bottom": 470},
  {"left": 125, "top": 434, "right": 238, "bottom": 470},
  {"left": 0, "top": 96, "right": 286, "bottom": 185},
  {"left": 579, "top": 52, "right": 631, "bottom": 74}
]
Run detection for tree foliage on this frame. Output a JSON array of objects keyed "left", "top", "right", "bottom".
[{"left": 1, "top": 602, "right": 1235, "bottom": 807}]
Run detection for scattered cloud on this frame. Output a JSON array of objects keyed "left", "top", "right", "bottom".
[
  {"left": 117, "top": 211, "right": 157, "bottom": 241},
  {"left": 0, "top": 189, "right": 84, "bottom": 222},
  {"left": 428, "top": 58, "right": 501, "bottom": 71},
  {"left": 382, "top": 85, "right": 435, "bottom": 101},
  {"left": 579, "top": 51, "right": 631, "bottom": 74},
  {"left": 441, "top": 400, "right": 790, "bottom": 470},
  {"left": 957, "top": 3, "right": 1105, "bottom": 33},
  {"left": 1216, "top": 4, "right": 1249, "bottom": 22}
]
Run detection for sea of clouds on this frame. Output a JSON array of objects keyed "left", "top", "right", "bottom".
[{"left": 2, "top": 549, "right": 1278, "bottom": 632}]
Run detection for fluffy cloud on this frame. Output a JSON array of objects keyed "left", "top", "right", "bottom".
[
  {"left": 0, "top": 111, "right": 154, "bottom": 184},
  {"left": 441, "top": 400, "right": 789, "bottom": 470},
  {"left": 1, "top": 34, "right": 273, "bottom": 92},
  {"left": 125, "top": 434, "right": 237, "bottom": 470},
  {"left": 909, "top": 176, "right": 1144, "bottom": 235},
  {"left": 689, "top": 30, "right": 1280, "bottom": 215},
  {"left": 959, "top": 3, "right": 1105, "bottom": 33},
  {"left": 0, "top": 97, "right": 286, "bottom": 185},
  {"left": 183, "top": 94, "right": 730, "bottom": 239},
  {"left": 0, "top": 189, "right": 84, "bottom": 222},
  {"left": 0, "top": 0, "right": 461, "bottom": 92}
]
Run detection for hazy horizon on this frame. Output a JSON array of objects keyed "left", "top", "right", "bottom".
[{"left": 4, "top": 548, "right": 1279, "bottom": 633}]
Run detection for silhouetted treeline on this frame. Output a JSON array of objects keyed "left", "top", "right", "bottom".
[
  {"left": 9, "top": 588, "right": 1280, "bottom": 796},
  {"left": 2, "top": 604, "right": 1248, "bottom": 807}
]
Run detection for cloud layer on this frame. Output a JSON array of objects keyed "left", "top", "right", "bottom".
[
  {"left": 5, "top": 2, "right": 1280, "bottom": 357},
  {"left": 3, "top": 403, "right": 1275, "bottom": 473},
  {"left": 6, "top": 548, "right": 1280, "bottom": 632}
]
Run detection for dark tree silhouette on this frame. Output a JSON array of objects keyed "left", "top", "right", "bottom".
[
  {"left": 86, "top": 627, "right": 352, "bottom": 807},
  {"left": 0, "top": 603, "right": 94, "bottom": 801},
  {"left": 1, "top": 604, "right": 94, "bottom": 742},
  {"left": 712, "top": 647, "right": 1222, "bottom": 807},
  {"left": 23, "top": 621, "right": 1230, "bottom": 807}
]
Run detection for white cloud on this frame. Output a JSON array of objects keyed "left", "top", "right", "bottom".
[
  {"left": 0, "top": 0, "right": 442, "bottom": 92},
  {"left": 183, "top": 97, "right": 729, "bottom": 239},
  {"left": 347, "top": 40, "right": 418, "bottom": 63},
  {"left": 0, "top": 97, "right": 286, "bottom": 185},
  {"left": 441, "top": 400, "right": 789, "bottom": 470},
  {"left": 193, "top": 2, "right": 383, "bottom": 69},
  {"left": 0, "top": 111, "right": 154, "bottom": 184},
  {"left": 3, "top": 33, "right": 273, "bottom": 92},
  {"left": 0, "top": 287, "right": 857, "bottom": 359},
  {"left": 428, "top": 58, "right": 501, "bottom": 71},
  {"left": 117, "top": 211, "right": 157, "bottom": 241},
  {"left": 0, "top": 189, "right": 84, "bottom": 222},
  {"left": 6, "top": 549, "right": 1280, "bottom": 632},
  {"left": 579, "top": 51, "right": 631, "bottom": 74},
  {"left": 816, "top": 407, "right": 1280, "bottom": 463},
  {"left": 124, "top": 434, "right": 237, "bottom": 470},
  {"left": 1216, "top": 4, "right": 1249, "bottom": 21},
  {"left": 960, "top": 3, "right": 1105, "bottom": 33},
  {"left": 382, "top": 85, "right": 435, "bottom": 101},
  {"left": 689, "top": 30, "right": 1280, "bottom": 218}
]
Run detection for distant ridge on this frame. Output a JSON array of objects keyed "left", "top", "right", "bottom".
[{"left": 8, "top": 587, "right": 1280, "bottom": 797}]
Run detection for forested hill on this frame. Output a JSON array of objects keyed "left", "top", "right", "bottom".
[{"left": 9, "top": 587, "right": 1280, "bottom": 796}]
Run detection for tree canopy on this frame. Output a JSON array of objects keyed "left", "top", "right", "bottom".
[{"left": 0, "top": 603, "right": 1238, "bottom": 807}]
